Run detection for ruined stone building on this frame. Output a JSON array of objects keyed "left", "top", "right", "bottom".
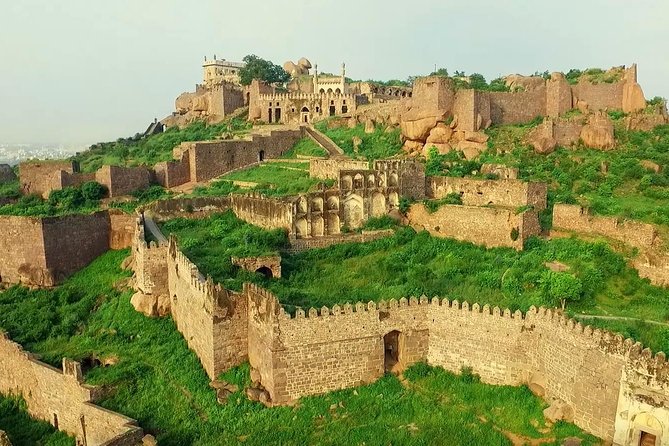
[{"left": 163, "top": 55, "right": 246, "bottom": 127}]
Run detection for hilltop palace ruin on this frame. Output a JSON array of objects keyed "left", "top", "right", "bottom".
[{"left": 1, "top": 57, "right": 669, "bottom": 446}]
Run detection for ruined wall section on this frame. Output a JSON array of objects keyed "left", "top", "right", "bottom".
[
  {"left": 0, "top": 216, "right": 48, "bottom": 285},
  {"left": 553, "top": 204, "right": 656, "bottom": 250},
  {"left": 0, "top": 333, "right": 143, "bottom": 446},
  {"left": 154, "top": 152, "right": 191, "bottom": 188},
  {"left": 571, "top": 82, "right": 624, "bottom": 111},
  {"left": 166, "top": 239, "right": 246, "bottom": 378},
  {"left": 0, "top": 211, "right": 124, "bottom": 287},
  {"left": 95, "top": 166, "right": 152, "bottom": 197},
  {"left": 428, "top": 177, "right": 547, "bottom": 210},
  {"left": 189, "top": 129, "right": 303, "bottom": 183},
  {"left": 489, "top": 87, "right": 547, "bottom": 125},
  {"left": 18, "top": 161, "right": 76, "bottom": 198},
  {"left": 41, "top": 212, "right": 111, "bottom": 284},
  {"left": 230, "top": 193, "right": 293, "bottom": 231},
  {"left": 132, "top": 218, "right": 168, "bottom": 298},
  {"left": 108, "top": 210, "right": 136, "bottom": 250},
  {"left": 407, "top": 203, "right": 539, "bottom": 250},
  {"left": 309, "top": 159, "right": 368, "bottom": 180},
  {"left": 425, "top": 302, "right": 637, "bottom": 441}
]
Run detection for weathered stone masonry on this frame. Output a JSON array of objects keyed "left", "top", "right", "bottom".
[
  {"left": 0, "top": 210, "right": 135, "bottom": 287},
  {"left": 0, "top": 333, "right": 143, "bottom": 446}
]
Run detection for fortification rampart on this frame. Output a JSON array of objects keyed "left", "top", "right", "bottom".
[
  {"left": 19, "top": 161, "right": 77, "bottom": 198},
  {"left": 94, "top": 165, "right": 152, "bottom": 198},
  {"left": 428, "top": 177, "right": 547, "bottom": 210},
  {"left": 407, "top": 203, "right": 540, "bottom": 250},
  {"left": 0, "top": 333, "right": 143, "bottom": 446},
  {"left": 285, "top": 229, "right": 394, "bottom": 252},
  {"left": 553, "top": 204, "right": 656, "bottom": 250},
  {"left": 167, "top": 238, "right": 247, "bottom": 378},
  {"left": 132, "top": 218, "right": 669, "bottom": 443},
  {"left": 229, "top": 193, "right": 293, "bottom": 231},
  {"left": 552, "top": 204, "right": 669, "bottom": 287},
  {"left": 143, "top": 196, "right": 231, "bottom": 220},
  {"left": 0, "top": 210, "right": 134, "bottom": 287},
  {"left": 309, "top": 159, "right": 369, "bottom": 180}
]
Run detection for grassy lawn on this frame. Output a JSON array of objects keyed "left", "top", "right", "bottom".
[
  {"left": 315, "top": 121, "right": 403, "bottom": 160},
  {"left": 280, "top": 137, "right": 328, "bottom": 158},
  {"left": 0, "top": 250, "right": 598, "bottom": 446},
  {"left": 191, "top": 163, "right": 322, "bottom": 198}
]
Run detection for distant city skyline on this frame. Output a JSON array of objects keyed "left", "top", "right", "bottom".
[{"left": 0, "top": 0, "right": 667, "bottom": 145}]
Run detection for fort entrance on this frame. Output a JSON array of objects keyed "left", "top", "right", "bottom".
[
  {"left": 383, "top": 330, "right": 400, "bottom": 373},
  {"left": 640, "top": 431, "right": 657, "bottom": 446}
]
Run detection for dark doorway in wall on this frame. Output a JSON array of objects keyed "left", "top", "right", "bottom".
[
  {"left": 268, "top": 109, "right": 273, "bottom": 123},
  {"left": 275, "top": 108, "right": 281, "bottom": 123},
  {"left": 342, "top": 105, "right": 348, "bottom": 113},
  {"left": 329, "top": 106, "right": 336, "bottom": 116},
  {"left": 246, "top": 92, "right": 250, "bottom": 104},
  {"left": 53, "top": 413, "right": 59, "bottom": 429},
  {"left": 258, "top": 150, "right": 265, "bottom": 162},
  {"left": 383, "top": 330, "right": 400, "bottom": 373},
  {"left": 256, "top": 266, "right": 273, "bottom": 278},
  {"left": 640, "top": 432, "right": 657, "bottom": 446}
]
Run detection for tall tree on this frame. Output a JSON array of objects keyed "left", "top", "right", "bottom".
[{"left": 239, "top": 54, "right": 290, "bottom": 86}]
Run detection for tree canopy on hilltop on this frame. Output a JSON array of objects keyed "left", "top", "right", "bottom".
[{"left": 239, "top": 54, "right": 290, "bottom": 86}]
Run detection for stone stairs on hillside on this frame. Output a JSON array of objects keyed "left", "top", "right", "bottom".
[{"left": 304, "top": 126, "right": 347, "bottom": 158}]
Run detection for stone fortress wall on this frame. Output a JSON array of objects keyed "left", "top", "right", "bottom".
[
  {"left": 0, "top": 332, "right": 143, "bottom": 446},
  {"left": 428, "top": 176, "right": 548, "bottom": 210},
  {"left": 553, "top": 204, "right": 669, "bottom": 287},
  {"left": 0, "top": 210, "right": 135, "bottom": 287},
  {"left": 19, "top": 161, "right": 152, "bottom": 200},
  {"left": 396, "top": 64, "right": 650, "bottom": 158},
  {"left": 406, "top": 203, "right": 540, "bottom": 250},
  {"left": 132, "top": 216, "right": 669, "bottom": 445}
]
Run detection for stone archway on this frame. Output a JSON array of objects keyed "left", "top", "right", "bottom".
[
  {"left": 327, "top": 213, "right": 340, "bottom": 235},
  {"left": 629, "top": 412, "right": 663, "bottom": 446},
  {"left": 256, "top": 266, "right": 273, "bottom": 278},
  {"left": 371, "top": 192, "right": 386, "bottom": 217},
  {"left": 295, "top": 218, "right": 308, "bottom": 238},
  {"left": 383, "top": 331, "right": 401, "bottom": 373},
  {"left": 312, "top": 216, "right": 324, "bottom": 237},
  {"left": 343, "top": 194, "right": 364, "bottom": 229},
  {"left": 301, "top": 106, "right": 310, "bottom": 123}
]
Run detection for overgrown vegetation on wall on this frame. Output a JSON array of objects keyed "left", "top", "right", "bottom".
[
  {"left": 72, "top": 118, "right": 251, "bottom": 172},
  {"left": 482, "top": 122, "right": 669, "bottom": 231},
  {"left": 0, "top": 251, "right": 597, "bottom": 445},
  {"left": 0, "top": 395, "right": 74, "bottom": 446},
  {"left": 0, "top": 181, "right": 106, "bottom": 217},
  {"left": 0, "top": 182, "right": 170, "bottom": 217},
  {"left": 315, "top": 121, "right": 403, "bottom": 160}
]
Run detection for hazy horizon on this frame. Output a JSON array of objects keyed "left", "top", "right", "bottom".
[{"left": 1, "top": 0, "right": 667, "bottom": 146}]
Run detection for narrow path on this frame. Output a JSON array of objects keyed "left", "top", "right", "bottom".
[
  {"left": 572, "top": 314, "right": 669, "bottom": 327},
  {"left": 304, "top": 126, "right": 347, "bottom": 158},
  {"left": 142, "top": 213, "right": 167, "bottom": 243}
]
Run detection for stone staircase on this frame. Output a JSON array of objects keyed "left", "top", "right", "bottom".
[{"left": 304, "top": 126, "right": 347, "bottom": 158}]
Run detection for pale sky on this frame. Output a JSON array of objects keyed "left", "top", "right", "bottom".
[{"left": 0, "top": 0, "right": 667, "bottom": 145}]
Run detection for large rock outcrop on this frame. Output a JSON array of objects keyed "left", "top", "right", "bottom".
[
  {"left": 580, "top": 112, "right": 615, "bottom": 150},
  {"left": 505, "top": 74, "right": 545, "bottom": 92}
]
